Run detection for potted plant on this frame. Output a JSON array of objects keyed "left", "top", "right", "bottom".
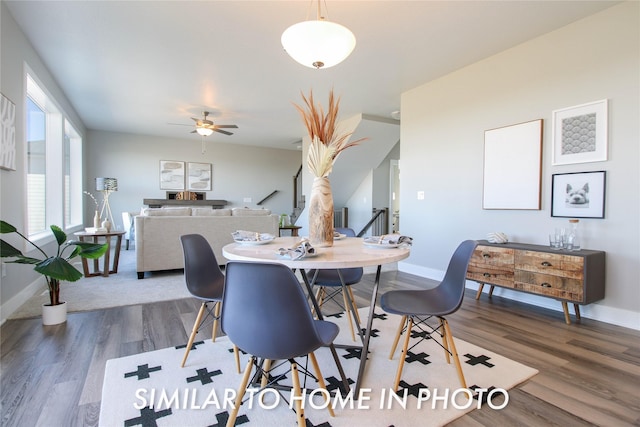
[{"left": 0, "top": 220, "right": 108, "bottom": 325}]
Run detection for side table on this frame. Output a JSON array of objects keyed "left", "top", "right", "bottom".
[
  {"left": 74, "top": 230, "right": 125, "bottom": 277},
  {"left": 278, "top": 225, "right": 301, "bottom": 237}
]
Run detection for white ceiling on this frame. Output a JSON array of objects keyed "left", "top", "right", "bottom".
[{"left": 5, "top": 0, "right": 618, "bottom": 151}]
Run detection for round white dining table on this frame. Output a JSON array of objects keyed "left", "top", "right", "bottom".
[{"left": 223, "top": 235, "right": 411, "bottom": 395}]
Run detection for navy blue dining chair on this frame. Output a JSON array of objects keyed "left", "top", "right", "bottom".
[
  {"left": 179, "top": 234, "right": 239, "bottom": 371},
  {"left": 380, "top": 240, "right": 478, "bottom": 390},
  {"left": 221, "top": 261, "right": 339, "bottom": 427},
  {"left": 307, "top": 227, "right": 363, "bottom": 341}
]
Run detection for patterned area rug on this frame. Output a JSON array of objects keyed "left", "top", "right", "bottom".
[{"left": 100, "top": 309, "right": 537, "bottom": 426}]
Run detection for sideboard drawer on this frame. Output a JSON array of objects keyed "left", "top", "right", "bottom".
[
  {"left": 514, "top": 270, "right": 583, "bottom": 301},
  {"left": 468, "top": 246, "right": 514, "bottom": 288},
  {"left": 515, "top": 250, "right": 584, "bottom": 280}
]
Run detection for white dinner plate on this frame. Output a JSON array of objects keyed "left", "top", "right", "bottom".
[
  {"left": 363, "top": 241, "right": 400, "bottom": 249},
  {"left": 334, "top": 234, "right": 347, "bottom": 240},
  {"left": 234, "top": 237, "right": 275, "bottom": 245}
]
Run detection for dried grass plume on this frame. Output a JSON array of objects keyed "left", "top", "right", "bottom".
[{"left": 293, "top": 89, "right": 367, "bottom": 177}]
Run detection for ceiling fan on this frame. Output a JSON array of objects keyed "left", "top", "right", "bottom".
[
  {"left": 169, "top": 111, "right": 238, "bottom": 153},
  {"left": 188, "top": 111, "right": 238, "bottom": 137}
]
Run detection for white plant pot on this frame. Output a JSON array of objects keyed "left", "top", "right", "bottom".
[{"left": 42, "top": 301, "right": 67, "bottom": 325}]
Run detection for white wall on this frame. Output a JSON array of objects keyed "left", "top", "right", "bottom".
[
  {"left": 1, "top": 2, "right": 89, "bottom": 318},
  {"left": 86, "top": 130, "right": 301, "bottom": 229},
  {"left": 399, "top": 2, "right": 639, "bottom": 329}
]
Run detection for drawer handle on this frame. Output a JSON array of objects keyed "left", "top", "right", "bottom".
[
  {"left": 482, "top": 253, "right": 491, "bottom": 258},
  {"left": 541, "top": 261, "right": 552, "bottom": 267},
  {"left": 540, "top": 283, "right": 552, "bottom": 288},
  {"left": 483, "top": 273, "right": 491, "bottom": 277}
]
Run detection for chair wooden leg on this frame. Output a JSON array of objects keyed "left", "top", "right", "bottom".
[
  {"left": 212, "top": 302, "right": 221, "bottom": 342},
  {"left": 342, "top": 289, "right": 356, "bottom": 341},
  {"left": 442, "top": 319, "right": 467, "bottom": 389},
  {"left": 233, "top": 345, "right": 241, "bottom": 373},
  {"left": 260, "top": 359, "right": 272, "bottom": 389},
  {"left": 290, "top": 362, "right": 306, "bottom": 427},
  {"left": 309, "top": 352, "right": 335, "bottom": 417},
  {"left": 181, "top": 302, "right": 207, "bottom": 367},
  {"left": 393, "top": 317, "right": 413, "bottom": 391},
  {"left": 226, "top": 357, "right": 254, "bottom": 427},
  {"left": 347, "top": 286, "right": 361, "bottom": 324},
  {"left": 440, "top": 318, "right": 451, "bottom": 364},
  {"left": 389, "top": 315, "right": 407, "bottom": 359}
]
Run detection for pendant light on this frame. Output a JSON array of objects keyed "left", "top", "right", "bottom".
[{"left": 281, "top": 0, "right": 356, "bottom": 69}]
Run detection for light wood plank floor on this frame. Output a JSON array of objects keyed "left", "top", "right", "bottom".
[{"left": 1, "top": 270, "right": 639, "bottom": 426}]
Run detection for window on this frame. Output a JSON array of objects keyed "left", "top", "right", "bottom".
[
  {"left": 26, "top": 72, "right": 83, "bottom": 241},
  {"left": 26, "top": 97, "right": 46, "bottom": 234}
]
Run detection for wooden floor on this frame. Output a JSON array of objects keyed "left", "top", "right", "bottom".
[{"left": 1, "top": 270, "right": 639, "bottom": 426}]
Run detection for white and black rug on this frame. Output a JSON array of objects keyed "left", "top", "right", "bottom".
[{"left": 100, "top": 309, "right": 537, "bottom": 426}]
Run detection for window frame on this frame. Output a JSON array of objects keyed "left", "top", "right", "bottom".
[{"left": 25, "top": 68, "right": 84, "bottom": 247}]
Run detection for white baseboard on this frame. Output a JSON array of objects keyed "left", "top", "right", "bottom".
[
  {"left": 0, "top": 277, "right": 46, "bottom": 326},
  {"left": 397, "top": 261, "right": 640, "bottom": 331}
]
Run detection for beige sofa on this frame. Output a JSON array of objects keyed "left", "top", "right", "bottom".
[{"left": 134, "top": 207, "right": 278, "bottom": 278}]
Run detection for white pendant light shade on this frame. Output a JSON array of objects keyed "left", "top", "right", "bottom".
[
  {"left": 282, "top": 20, "right": 356, "bottom": 69},
  {"left": 196, "top": 127, "right": 214, "bottom": 136}
]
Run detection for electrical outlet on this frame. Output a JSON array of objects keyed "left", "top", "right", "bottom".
[
  {"left": 243, "top": 197, "right": 252, "bottom": 203},
  {"left": 417, "top": 191, "right": 425, "bottom": 200}
]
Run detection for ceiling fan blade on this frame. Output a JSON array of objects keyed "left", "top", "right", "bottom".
[
  {"left": 168, "top": 123, "right": 193, "bottom": 127},
  {"left": 190, "top": 130, "right": 197, "bottom": 134},
  {"left": 214, "top": 128, "right": 233, "bottom": 136},
  {"left": 215, "top": 125, "right": 238, "bottom": 129}
]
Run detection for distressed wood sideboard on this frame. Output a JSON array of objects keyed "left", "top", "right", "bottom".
[{"left": 467, "top": 240, "right": 605, "bottom": 324}]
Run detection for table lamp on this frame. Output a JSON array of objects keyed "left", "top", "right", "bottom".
[{"left": 96, "top": 177, "right": 117, "bottom": 230}]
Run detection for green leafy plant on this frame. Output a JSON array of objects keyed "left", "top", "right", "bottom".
[{"left": 0, "top": 220, "right": 108, "bottom": 306}]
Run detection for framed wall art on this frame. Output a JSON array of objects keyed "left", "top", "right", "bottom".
[
  {"left": 551, "top": 171, "right": 606, "bottom": 218},
  {"left": 159, "top": 160, "right": 185, "bottom": 190},
  {"left": 0, "top": 93, "right": 16, "bottom": 171},
  {"left": 187, "top": 162, "right": 212, "bottom": 191},
  {"left": 483, "top": 119, "right": 543, "bottom": 210},
  {"left": 552, "top": 99, "right": 608, "bottom": 165}
]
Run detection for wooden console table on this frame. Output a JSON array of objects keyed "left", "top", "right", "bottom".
[
  {"left": 467, "top": 240, "right": 605, "bottom": 324},
  {"left": 143, "top": 199, "right": 227, "bottom": 208}
]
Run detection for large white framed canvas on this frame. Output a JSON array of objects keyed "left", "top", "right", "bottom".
[
  {"left": 159, "top": 160, "right": 185, "bottom": 190},
  {"left": 187, "top": 162, "right": 212, "bottom": 191},
  {"left": 552, "top": 99, "right": 608, "bottom": 165},
  {"left": 0, "top": 93, "right": 16, "bottom": 171},
  {"left": 483, "top": 119, "right": 543, "bottom": 210}
]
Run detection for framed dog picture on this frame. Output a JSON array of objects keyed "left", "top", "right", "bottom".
[{"left": 551, "top": 171, "right": 606, "bottom": 218}]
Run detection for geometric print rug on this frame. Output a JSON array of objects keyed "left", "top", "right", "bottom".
[{"left": 100, "top": 309, "right": 537, "bottom": 427}]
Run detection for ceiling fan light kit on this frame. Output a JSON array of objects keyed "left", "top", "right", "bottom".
[
  {"left": 196, "top": 126, "right": 214, "bottom": 136},
  {"left": 281, "top": 1, "right": 356, "bottom": 69}
]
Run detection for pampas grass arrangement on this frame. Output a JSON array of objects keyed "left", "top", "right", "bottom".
[{"left": 293, "top": 89, "right": 366, "bottom": 177}]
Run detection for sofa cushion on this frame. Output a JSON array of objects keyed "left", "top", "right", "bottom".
[
  {"left": 192, "top": 208, "right": 232, "bottom": 216},
  {"left": 232, "top": 208, "right": 271, "bottom": 216},
  {"left": 142, "top": 207, "right": 192, "bottom": 216}
]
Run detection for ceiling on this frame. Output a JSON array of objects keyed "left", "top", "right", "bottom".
[{"left": 5, "top": 1, "right": 618, "bottom": 151}]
